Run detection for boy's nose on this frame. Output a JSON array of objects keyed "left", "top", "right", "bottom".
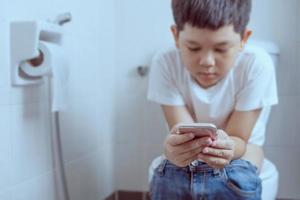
[{"left": 199, "top": 52, "right": 215, "bottom": 67}]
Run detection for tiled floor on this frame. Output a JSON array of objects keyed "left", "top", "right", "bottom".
[
  {"left": 105, "top": 191, "right": 149, "bottom": 200},
  {"left": 105, "top": 191, "right": 299, "bottom": 200}
]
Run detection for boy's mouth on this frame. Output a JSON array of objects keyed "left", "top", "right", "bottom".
[{"left": 197, "top": 72, "right": 217, "bottom": 79}]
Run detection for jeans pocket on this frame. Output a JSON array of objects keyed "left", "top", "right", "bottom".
[
  {"left": 149, "top": 159, "right": 168, "bottom": 198},
  {"left": 223, "top": 160, "right": 262, "bottom": 198}
]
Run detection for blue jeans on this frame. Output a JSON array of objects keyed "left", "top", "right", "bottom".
[{"left": 150, "top": 159, "right": 262, "bottom": 200}]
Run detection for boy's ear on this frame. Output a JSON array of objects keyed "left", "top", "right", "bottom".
[
  {"left": 171, "top": 25, "right": 180, "bottom": 48},
  {"left": 240, "top": 29, "right": 252, "bottom": 49}
]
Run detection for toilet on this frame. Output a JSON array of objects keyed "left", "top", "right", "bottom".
[
  {"left": 248, "top": 39, "right": 280, "bottom": 200},
  {"left": 260, "top": 158, "right": 279, "bottom": 200}
]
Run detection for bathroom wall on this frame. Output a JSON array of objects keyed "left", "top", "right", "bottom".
[
  {"left": 0, "top": 0, "right": 116, "bottom": 200},
  {"left": 250, "top": 0, "right": 300, "bottom": 199},
  {"left": 113, "top": 0, "right": 173, "bottom": 191},
  {"left": 298, "top": 0, "right": 300, "bottom": 95},
  {"left": 114, "top": 0, "right": 300, "bottom": 199}
]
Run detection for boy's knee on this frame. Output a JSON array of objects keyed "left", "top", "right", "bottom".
[{"left": 222, "top": 159, "right": 262, "bottom": 199}]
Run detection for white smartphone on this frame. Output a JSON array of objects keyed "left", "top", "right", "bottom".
[{"left": 174, "top": 123, "right": 217, "bottom": 139}]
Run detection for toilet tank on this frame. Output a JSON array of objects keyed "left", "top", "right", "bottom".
[{"left": 247, "top": 39, "right": 280, "bottom": 66}]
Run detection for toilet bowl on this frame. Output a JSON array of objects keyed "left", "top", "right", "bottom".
[
  {"left": 248, "top": 39, "right": 280, "bottom": 200},
  {"left": 260, "top": 158, "right": 279, "bottom": 200}
]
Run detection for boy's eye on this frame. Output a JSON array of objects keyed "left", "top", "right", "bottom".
[
  {"left": 215, "top": 48, "right": 228, "bottom": 53},
  {"left": 187, "top": 47, "right": 201, "bottom": 52}
]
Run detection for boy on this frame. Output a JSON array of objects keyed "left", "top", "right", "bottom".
[{"left": 147, "top": 0, "right": 278, "bottom": 199}]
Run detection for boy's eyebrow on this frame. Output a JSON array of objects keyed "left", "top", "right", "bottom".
[
  {"left": 184, "top": 40, "right": 203, "bottom": 47},
  {"left": 186, "top": 40, "right": 200, "bottom": 45},
  {"left": 214, "top": 41, "right": 233, "bottom": 46},
  {"left": 185, "top": 40, "right": 234, "bottom": 47}
]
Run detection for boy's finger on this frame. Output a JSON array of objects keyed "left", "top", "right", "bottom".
[
  {"left": 178, "top": 146, "right": 206, "bottom": 165},
  {"left": 211, "top": 140, "right": 234, "bottom": 150},
  {"left": 202, "top": 147, "right": 232, "bottom": 159},
  {"left": 177, "top": 137, "right": 212, "bottom": 154},
  {"left": 198, "top": 154, "right": 229, "bottom": 169},
  {"left": 167, "top": 133, "right": 195, "bottom": 146}
]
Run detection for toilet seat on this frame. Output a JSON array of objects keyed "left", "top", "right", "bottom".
[{"left": 260, "top": 158, "right": 279, "bottom": 200}]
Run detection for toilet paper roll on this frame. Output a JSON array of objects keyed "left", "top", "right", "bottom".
[{"left": 20, "top": 41, "right": 69, "bottom": 112}]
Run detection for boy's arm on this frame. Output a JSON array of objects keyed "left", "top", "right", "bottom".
[
  {"left": 162, "top": 104, "right": 262, "bottom": 158},
  {"left": 225, "top": 109, "right": 261, "bottom": 159},
  {"left": 161, "top": 105, "right": 194, "bottom": 128},
  {"left": 224, "top": 109, "right": 264, "bottom": 169},
  {"left": 161, "top": 105, "right": 263, "bottom": 169},
  {"left": 199, "top": 109, "right": 263, "bottom": 169}
]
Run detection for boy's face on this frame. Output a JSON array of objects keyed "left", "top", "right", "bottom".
[{"left": 171, "top": 24, "right": 251, "bottom": 88}]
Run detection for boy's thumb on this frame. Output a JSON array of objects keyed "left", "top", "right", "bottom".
[{"left": 168, "top": 133, "right": 195, "bottom": 146}]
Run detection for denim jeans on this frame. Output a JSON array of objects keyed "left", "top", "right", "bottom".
[{"left": 150, "top": 159, "right": 262, "bottom": 200}]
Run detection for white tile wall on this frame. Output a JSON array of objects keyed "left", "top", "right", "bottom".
[
  {"left": 0, "top": 21, "right": 10, "bottom": 107},
  {"left": 0, "top": 0, "right": 116, "bottom": 199},
  {"left": 114, "top": 144, "right": 146, "bottom": 191},
  {"left": 297, "top": 42, "right": 300, "bottom": 95},
  {"left": 250, "top": 0, "right": 298, "bottom": 43},
  {"left": 0, "top": 190, "right": 12, "bottom": 200},
  {"left": 59, "top": 96, "right": 114, "bottom": 163},
  {"left": 66, "top": 145, "right": 114, "bottom": 200},
  {"left": 113, "top": 0, "right": 173, "bottom": 192},
  {"left": 253, "top": 2, "right": 300, "bottom": 199},
  {"left": 0, "top": 106, "right": 12, "bottom": 190},
  {"left": 11, "top": 172, "right": 55, "bottom": 200},
  {"left": 10, "top": 102, "right": 53, "bottom": 184},
  {"left": 297, "top": 0, "right": 300, "bottom": 44},
  {"left": 142, "top": 100, "right": 168, "bottom": 145},
  {"left": 264, "top": 146, "right": 300, "bottom": 199},
  {"left": 114, "top": 0, "right": 173, "bottom": 94},
  {"left": 63, "top": 35, "right": 115, "bottom": 100},
  {"left": 292, "top": 95, "right": 300, "bottom": 142},
  {"left": 276, "top": 42, "right": 299, "bottom": 96},
  {"left": 114, "top": 96, "right": 145, "bottom": 145},
  {"left": 265, "top": 96, "right": 299, "bottom": 147}
]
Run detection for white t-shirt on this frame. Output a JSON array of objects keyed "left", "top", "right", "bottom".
[
  {"left": 148, "top": 45, "right": 278, "bottom": 146},
  {"left": 147, "top": 45, "right": 278, "bottom": 182}
]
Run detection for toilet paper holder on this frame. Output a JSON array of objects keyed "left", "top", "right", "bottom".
[{"left": 10, "top": 14, "right": 71, "bottom": 86}]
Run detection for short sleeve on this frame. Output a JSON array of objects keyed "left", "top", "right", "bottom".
[
  {"left": 147, "top": 52, "right": 185, "bottom": 106},
  {"left": 235, "top": 51, "right": 278, "bottom": 111}
]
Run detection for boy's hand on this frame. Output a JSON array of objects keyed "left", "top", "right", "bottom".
[
  {"left": 197, "top": 129, "right": 235, "bottom": 169},
  {"left": 164, "top": 133, "right": 213, "bottom": 167}
]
